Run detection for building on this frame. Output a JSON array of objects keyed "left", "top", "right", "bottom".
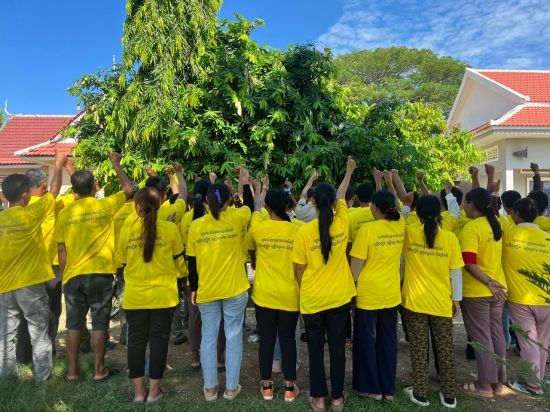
[
  {"left": 0, "top": 113, "right": 79, "bottom": 205},
  {"left": 448, "top": 69, "right": 550, "bottom": 203}
]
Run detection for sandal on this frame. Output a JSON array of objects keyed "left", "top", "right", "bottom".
[
  {"left": 191, "top": 362, "right": 201, "bottom": 371},
  {"left": 307, "top": 393, "right": 326, "bottom": 411},
  {"left": 331, "top": 392, "right": 348, "bottom": 412},
  {"left": 146, "top": 388, "right": 167, "bottom": 404},
  {"left": 204, "top": 388, "right": 218, "bottom": 402},
  {"left": 223, "top": 384, "right": 242, "bottom": 400},
  {"left": 462, "top": 382, "right": 493, "bottom": 398},
  {"left": 94, "top": 368, "right": 120, "bottom": 382},
  {"left": 65, "top": 373, "right": 79, "bottom": 382},
  {"left": 133, "top": 390, "right": 149, "bottom": 404}
]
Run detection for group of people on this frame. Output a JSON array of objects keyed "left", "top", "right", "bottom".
[{"left": 0, "top": 151, "right": 549, "bottom": 411}]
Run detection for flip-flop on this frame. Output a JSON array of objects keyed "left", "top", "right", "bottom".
[
  {"left": 204, "top": 388, "right": 218, "bottom": 402},
  {"left": 65, "top": 374, "right": 79, "bottom": 383},
  {"left": 191, "top": 362, "right": 201, "bottom": 371},
  {"left": 146, "top": 388, "right": 167, "bottom": 404},
  {"left": 133, "top": 390, "right": 149, "bottom": 404},
  {"left": 462, "top": 382, "right": 493, "bottom": 398},
  {"left": 307, "top": 393, "right": 326, "bottom": 411},
  {"left": 223, "top": 384, "right": 242, "bottom": 400},
  {"left": 331, "top": 392, "right": 348, "bottom": 412},
  {"left": 94, "top": 368, "right": 121, "bottom": 382}
]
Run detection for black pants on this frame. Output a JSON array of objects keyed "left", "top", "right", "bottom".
[
  {"left": 302, "top": 303, "right": 350, "bottom": 399},
  {"left": 255, "top": 304, "right": 299, "bottom": 381},
  {"left": 353, "top": 307, "right": 397, "bottom": 396},
  {"left": 126, "top": 307, "right": 175, "bottom": 380},
  {"left": 16, "top": 276, "right": 62, "bottom": 362}
]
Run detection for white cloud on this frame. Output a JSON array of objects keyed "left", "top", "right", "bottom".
[{"left": 317, "top": 0, "right": 550, "bottom": 69}]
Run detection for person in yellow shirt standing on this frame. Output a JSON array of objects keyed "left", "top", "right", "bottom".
[
  {"left": 187, "top": 167, "right": 253, "bottom": 401},
  {"left": 0, "top": 151, "right": 66, "bottom": 383},
  {"left": 249, "top": 177, "right": 301, "bottom": 402},
  {"left": 459, "top": 188, "right": 507, "bottom": 398},
  {"left": 401, "top": 195, "right": 464, "bottom": 408},
  {"left": 349, "top": 189, "right": 405, "bottom": 402},
  {"left": 16, "top": 159, "right": 75, "bottom": 363},
  {"left": 117, "top": 187, "right": 184, "bottom": 404},
  {"left": 293, "top": 156, "right": 357, "bottom": 412},
  {"left": 55, "top": 152, "right": 134, "bottom": 382},
  {"left": 503, "top": 198, "right": 550, "bottom": 396}
]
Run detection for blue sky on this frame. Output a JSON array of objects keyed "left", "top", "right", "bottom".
[{"left": 1, "top": 0, "right": 549, "bottom": 115}]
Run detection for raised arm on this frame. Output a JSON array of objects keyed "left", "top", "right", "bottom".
[
  {"left": 254, "top": 176, "right": 269, "bottom": 212},
  {"left": 300, "top": 168, "right": 318, "bottom": 200},
  {"left": 165, "top": 165, "right": 178, "bottom": 194},
  {"left": 174, "top": 162, "right": 188, "bottom": 201},
  {"left": 416, "top": 172, "right": 429, "bottom": 197},
  {"left": 49, "top": 151, "right": 68, "bottom": 198},
  {"left": 373, "top": 168, "right": 383, "bottom": 192},
  {"left": 337, "top": 156, "right": 357, "bottom": 200},
  {"left": 531, "top": 162, "right": 542, "bottom": 192},
  {"left": 109, "top": 152, "right": 134, "bottom": 199},
  {"left": 391, "top": 169, "right": 407, "bottom": 202},
  {"left": 469, "top": 166, "right": 480, "bottom": 189},
  {"left": 485, "top": 164, "right": 495, "bottom": 190},
  {"left": 445, "top": 181, "right": 461, "bottom": 217},
  {"left": 64, "top": 157, "right": 75, "bottom": 177}
]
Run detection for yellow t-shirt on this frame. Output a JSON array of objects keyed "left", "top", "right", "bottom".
[
  {"left": 292, "top": 199, "right": 357, "bottom": 314},
  {"left": 55, "top": 192, "right": 126, "bottom": 285},
  {"left": 502, "top": 224, "right": 550, "bottom": 305},
  {"left": 534, "top": 216, "right": 550, "bottom": 233},
  {"left": 117, "top": 217, "right": 183, "bottom": 309},
  {"left": 459, "top": 209, "right": 471, "bottom": 232},
  {"left": 499, "top": 214, "right": 515, "bottom": 233},
  {"left": 459, "top": 217, "right": 506, "bottom": 298},
  {"left": 113, "top": 201, "right": 135, "bottom": 247},
  {"left": 406, "top": 211, "right": 420, "bottom": 226},
  {"left": 0, "top": 194, "right": 55, "bottom": 293},
  {"left": 28, "top": 196, "right": 55, "bottom": 262},
  {"left": 51, "top": 194, "right": 76, "bottom": 265},
  {"left": 350, "top": 218, "right": 405, "bottom": 310},
  {"left": 126, "top": 198, "right": 187, "bottom": 225},
  {"left": 348, "top": 207, "right": 374, "bottom": 243},
  {"left": 186, "top": 206, "right": 251, "bottom": 304},
  {"left": 402, "top": 225, "right": 464, "bottom": 317},
  {"left": 248, "top": 212, "right": 300, "bottom": 312},
  {"left": 441, "top": 211, "right": 459, "bottom": 234}
]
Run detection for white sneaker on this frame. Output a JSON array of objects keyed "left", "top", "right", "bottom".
[
  {"left": 403, "top": 386, "right": 429, "bottom": 407},
  {"left": 439, "top": 391, "right": 457, "bottom": 409}
]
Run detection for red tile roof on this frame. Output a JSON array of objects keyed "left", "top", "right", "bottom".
[
  {"left": 500, "top": 106, "right": 550, "bottom": 127},
  {"left": 477, "top": 71, "right": 550, "bottom": 103},
  {"left": 22, "top": 142, "right": 77, "bottom": 157},
  {"left": 0, "top": 115, "right": 74, "bottom": 165}
]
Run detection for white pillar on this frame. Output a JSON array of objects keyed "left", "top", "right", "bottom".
[{"left": 505, "top": 169, "right": 514, "bottom": 191}]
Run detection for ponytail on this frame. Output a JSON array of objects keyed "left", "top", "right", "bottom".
[
  {"left": 313, "top": 183, "right": 336, "bottom": 264},
  {"left": 265, "top": 189, "right": 292, "bottom": 223},
  {"left": 416, "top": 195, "right": 442, "bottom": 249},
  {"left": 134, "top": 188, "right": 161, "bottom": 263},
  {"left": 192, "top": 180, "right": 211, "bottom": 221},
  {"left": 371, "top": 190, "right": 400, "bottom": 221},
  {"left": 465, "top": 188, "right": 502, "bottom": 241},
  {"left": 207, "top": 183, "right": 230, "bottom": 220}
]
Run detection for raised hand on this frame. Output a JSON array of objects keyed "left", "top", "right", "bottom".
[
  {"left": 346, "top": 156, "right": 357, "bottom": 173},
  {"left": 146, "top": 165, "right": 156, "bottom": 177},
  {"left": 109, "top": 152, "right": 122, "bottom": 166},
  {"left": 165, "top": 165, "right": 175, "bottom": 176},
  {"left": 173, "top": 161, "right": 183, "bottom": 173},
  {"left": 416, "top": 171, "right": 424, "bottom": 182},
  {"left": 262, "top": 175, "right": 270, "bottom": 189},
  {"left": 468, "top": 166, "right": 479, "bottom": 177},
  {"left": 484, "top": 164, "right": 495, "bottom": 175},
  {"left": 531, "top": 162, "right": 540, "bottom": 174}
]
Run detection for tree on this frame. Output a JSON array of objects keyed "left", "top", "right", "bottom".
[
  {"left": 68, "top": 13, "right": 480, "bottom": 194},
  {"left": 334, "top": 47, "right": 468, "bottom": 114}
]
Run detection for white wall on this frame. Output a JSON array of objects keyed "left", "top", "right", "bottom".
[{"left": 450, "top": 80, "right": 520, "bottom": 131}]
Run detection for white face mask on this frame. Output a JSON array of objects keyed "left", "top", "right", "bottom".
[{"left": 95, "top": 189, "right": 105, "bottom": 200}]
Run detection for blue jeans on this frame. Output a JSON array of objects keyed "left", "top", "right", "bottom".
[{"left": 199, "top": 291, "right": 248, "bottom": 390}]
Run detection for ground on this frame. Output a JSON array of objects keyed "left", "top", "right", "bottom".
[{"left": 0, "top": 308, "right": 548, "bottom": 412}]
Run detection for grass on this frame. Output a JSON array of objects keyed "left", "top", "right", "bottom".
[{"left": 0, "top": 357, "right": 483, "bottom": 412}]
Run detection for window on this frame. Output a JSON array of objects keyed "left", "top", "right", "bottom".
[{"left": 484, "top": 145, "right": 499, "bottom": 162}]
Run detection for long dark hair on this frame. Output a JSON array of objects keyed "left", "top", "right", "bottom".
[
  {"left": 465, "top": 188, "right": 502, "bottom": 241},
  {"left": 513, "top": 198, "right": 538, "bottom": 223},
  {"left": 193, "top": 180, "right": 211, "bottom": 221},
  {"left": 134, "top": 188, "right": 161, "bottom": 263},
  {"left": 416, "top": 195, "right": 442, "bottom": 249},
  {"left": 371, "top": 190, "right": 400, "bottom": 221},
  {"left": 265, "top": 189, "right": 292, "bottom": 222},
  {"left": 207, "top": 183, "right": 230, "bottom": 220},
  {"left": 314, "top": 183, "right": 336, "bottom": 264}
]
